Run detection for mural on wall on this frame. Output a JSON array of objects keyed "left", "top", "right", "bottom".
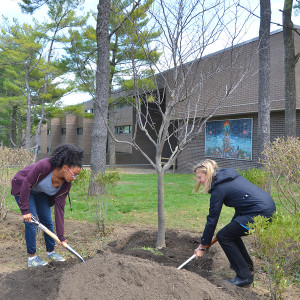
[{"left": 205, "top": 118, "right": 253, "bottom": 160}]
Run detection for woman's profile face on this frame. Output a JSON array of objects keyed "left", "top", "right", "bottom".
[
  {"left": 195, "top": 169, "right": 207, "bottom": 186},
  {"left": 64, "top": 165, "right": 81, "bottom": 182}
]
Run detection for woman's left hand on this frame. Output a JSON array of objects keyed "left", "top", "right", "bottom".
[{"left": 58, "top": 240, "right": 68, "bottom": 247}]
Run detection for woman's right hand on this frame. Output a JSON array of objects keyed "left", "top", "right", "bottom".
[
  {"left": 194, "top": 247, "right": 206, "bottom": 259},
  {"left": 23, "top": 213, "right": 32, "bottom": 223}
]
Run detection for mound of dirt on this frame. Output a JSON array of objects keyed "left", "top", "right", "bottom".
[
  {"left": 56, "top": 252, "right": 234, "bottom": 300},
  {"left": 109, "top": 229, "right": 263, "bottom": 300}
]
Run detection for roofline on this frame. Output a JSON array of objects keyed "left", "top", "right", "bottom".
[{"left": 112, "top": 25, "right": 300, "bottom": 95}]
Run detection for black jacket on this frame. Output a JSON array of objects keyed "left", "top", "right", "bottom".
[{"left": 201, "top": 168, "right": 276, "bottom": 245}]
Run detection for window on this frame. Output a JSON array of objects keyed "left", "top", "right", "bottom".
[
  {"left": 85, "top": 108, "right": 94, "bottom": 113},
  {"left": 47, "top": 129, "right": 51, "bottom": 135},
  {"left": 61, "top": 128, "right": 66, "bottom": 135},
  {"left": 47, "top": 147, "right": 51, "bottom": 153},
  {"left": 115, "top": 125, "right": 131, "bottom": 134},
  {"left": 77, "top": 127, "right": 83, "bottom": 135}
]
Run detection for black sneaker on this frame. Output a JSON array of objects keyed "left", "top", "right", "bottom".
[{"left": 227, "top": 275, "right": 253, "bottom": 287}]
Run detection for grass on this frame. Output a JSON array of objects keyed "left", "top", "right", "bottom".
[
  {"left": 7, "top": 171, "right": 284, "bottom": 233},
  {"left": 131, "top": 247, "right": 164, "bottom": 256}
]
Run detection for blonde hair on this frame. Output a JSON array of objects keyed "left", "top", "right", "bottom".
[{"left": 193, "top": 159, "right": 218, "bottom": 193}]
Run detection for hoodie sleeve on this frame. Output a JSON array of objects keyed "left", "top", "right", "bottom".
[
  {"left": 54, "top": 195, "right": 66, "bottom": 241},
  {"left": 201, "top": 188, "right": 225, "bottom": 245},
  {"left": 18, "top": 163, "right": 45, "bottom": 215}
]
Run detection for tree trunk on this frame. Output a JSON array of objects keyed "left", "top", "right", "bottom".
[
  {"left": 25, "top": 71, "right": 32, "bottom": 150},
  {"left": 18, "top": 111, "right": 23, "bottom": 147},
  {"left": 156, "top": 170, "right": 166, "bottom": 249},
  {"left": 89, "top": 0, "right": 111, "bottom": 196},
  {"left": 283, "top": 0, "right": 296, "bottom": 137},
  {"left": 108, "top": 101, "right": 116, "bottom": 169},
  {"left": 257, "top": 0, "right": 271, "bottom": 160},
  {"left": 10, "top": 105, "right": 17, "bottom": 147}
]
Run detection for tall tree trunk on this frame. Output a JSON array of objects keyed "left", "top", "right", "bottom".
[
  {"left": 257, "top": 0, "right": 271, "bottom": 160},
  {"left": 89, "top": 0, "right": 111, "bottom": 195},
  {"left": 283, "top": 0, "right": 297, "bottom": 137},
  {"left": 10, "top": 105, "right": 17, "bottom": 147},
  {"left": 108, "top": 101, "right": 116, "bottom": 169},
  {"left": 156, "top": 169, "right": 166, "bottom": 249},
  {"left": 25, "top": 71, "right": 32, "bottom": 150},
  {"left": 18, "top": 111, "right": 23, "bottom": 147}
]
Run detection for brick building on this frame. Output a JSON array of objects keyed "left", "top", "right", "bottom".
[{"left": 38, "top": 29, "right": 300, "bottom": 171}]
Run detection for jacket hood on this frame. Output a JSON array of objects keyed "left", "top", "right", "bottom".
[{"left": 211, "top": 168, "right": 239, "bottom": 191}]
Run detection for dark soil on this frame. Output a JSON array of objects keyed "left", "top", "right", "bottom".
[{"left": 0, "top": 213, "right": 299, "bottom": 299}]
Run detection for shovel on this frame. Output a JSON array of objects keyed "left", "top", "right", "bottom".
[
  {"left": 177, "top": 237, "right": 217, "bottom": 270},
  {"left": 30, "top": 215, "right": 85, "bottom": 262}
]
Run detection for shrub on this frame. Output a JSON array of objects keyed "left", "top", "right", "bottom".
[
  {"left": 72, "top": 168, "right": 90, "bottom": 187},
  {"left": 238, "top": 168, "right": 270, "bottom": 192},
  {"left": 85, "top": 171, "right": 120, "bottom": 234},
  {"left": 262, "top": 136, "right": 300, "bottom": 215},
  {"left": 248, "top": 212, "right": 300, "bottom": 299},
  {"left": 0, "top": 147, "right": 33, "bottom": 220}
]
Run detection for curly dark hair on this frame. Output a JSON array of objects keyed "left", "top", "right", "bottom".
[{"left": 50, "top": 144, "right": 84, "bottom": 167}]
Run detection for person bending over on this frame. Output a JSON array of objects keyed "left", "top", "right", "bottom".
[
  {"left": 193, "top": 159, "right": 276, "bottom": 287},
  {"left": 11, "top": 144, "right": 83, "bottom": 267}
]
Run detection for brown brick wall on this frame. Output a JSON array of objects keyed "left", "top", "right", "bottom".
[{"left": 169, "top": 30, "right": 297, "bottom": 120}]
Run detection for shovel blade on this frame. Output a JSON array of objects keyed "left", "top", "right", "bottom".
[{"left": 66, "top": 244, "right": 85, "bottom": 262}]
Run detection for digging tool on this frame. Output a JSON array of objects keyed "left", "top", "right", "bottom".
[
  {"left": 30, "top": 215, "right": 85, "bottom": 262},
  {"left": 177, "top": 237, "right": 217, "bottom": 270}
]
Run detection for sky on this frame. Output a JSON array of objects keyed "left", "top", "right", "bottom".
[{"left": 1, "top": 0, "right": 300, "bottom": 106}]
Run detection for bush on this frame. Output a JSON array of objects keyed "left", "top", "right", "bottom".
[
  {"left": 85, "top": 171, "right": 120, "bottom": 234},
  {"left": 0, "top": 147, "right": 33, "bottom": 220},
  {"left": 72, "top": 168, "right": 90, "bottom": 187},
  {"left": 262, "top": 136, "right": 300, "bottom": 215},
  {"left": 248, "top": 212, "right": 300, "bottom": 299},
  {"left": 238, "top": 168, "right": 270, "bottom": 192}
]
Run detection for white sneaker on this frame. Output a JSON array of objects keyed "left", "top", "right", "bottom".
[
  {"left": 47, "top": 251, "right": 65, "bottom": 262},
  {"left": 28, "top": 256, "right": 48, "bottom": 267}
]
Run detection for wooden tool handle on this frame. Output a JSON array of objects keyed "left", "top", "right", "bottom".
[
  {"left": 43, "top": 227, "right": 61, "bottom": 243},
  {"left": 207, "top": 237, "right": 218, "bottom": 249}
]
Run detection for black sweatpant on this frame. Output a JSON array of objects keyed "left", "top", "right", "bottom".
[{"left": 216, "top": 220, "right": 253, "bottom": 279}]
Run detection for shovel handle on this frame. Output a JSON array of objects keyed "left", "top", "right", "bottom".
[
  {"left": 177, "top": 237, "right": 218, "bottom": 270},
  {"left": 207, "top": 237, "right": 218, "bottom": 249},
  {"left": 31, "top": 216, "right": 61, "bottom": 244},
  {"left": 42, "top": 226, "right": 61, "bottom": 243},
  {"left": 31, "top": 216, "right": 84, "bottom": 262}
]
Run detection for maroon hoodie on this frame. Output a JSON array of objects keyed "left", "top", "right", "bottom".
[{"left": 11, "top": 158, "right": 72, "bottom": 241}]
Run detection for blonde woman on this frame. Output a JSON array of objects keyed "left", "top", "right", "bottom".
[{"left": 193, "top": 159, "right": 276, "bottom": 287}]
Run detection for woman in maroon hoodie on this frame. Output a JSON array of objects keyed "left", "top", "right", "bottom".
[{"left": 11, "top": 144, "right": 83, "bottom": 267}]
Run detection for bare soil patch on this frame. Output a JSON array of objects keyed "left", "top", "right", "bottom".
[{"left": 0, "top": 212, "right": 299, "bottom": 299}]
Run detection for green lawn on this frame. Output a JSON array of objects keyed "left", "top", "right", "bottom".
[{"left": 8, "top": 171, "right": 283, "bottom": 233}]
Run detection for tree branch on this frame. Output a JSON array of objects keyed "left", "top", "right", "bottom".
[{"left": 109, "top": 0, "right": 142, "bottom": 38}]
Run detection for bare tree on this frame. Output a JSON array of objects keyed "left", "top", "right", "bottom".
[
  {"left": 257, "top": 0, "right": 271, "bottom": 160},
  {"left": 102, "top": 0, "right": 256, "bottom": 248}
]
